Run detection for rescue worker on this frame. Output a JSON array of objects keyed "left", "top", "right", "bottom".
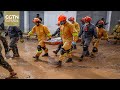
[
  {"left": 91, "top": 20, "right": 109, "bottom": 58},
  {"left": 0, "top": 44, "right": 17, "bottom": 79},
  {"left": 96, "top": 18, "right": 108, "bottom": 28},
  {"left": 35, "top": 14, "right": 42, "bottom": 38},
  {"left": 52, "top": 21, "right": 63, "bottom": 55},
  {"left": 27, "top": 18, "right": 52, "bottom": 61},
  {"left": 79, "top": 16, "right": 98, "bottom": 61},
  {"left": 6, "top": 26, "right": 24, "bottom": 58},
  {"left": 111, "top": 20, "right": 120, "bottom": 44},
  {"left": 68, "top": 17, "right": 80, "bottom": 49},
  {"left": 56, "top": 15, "right": 78, "bottom": 67}
]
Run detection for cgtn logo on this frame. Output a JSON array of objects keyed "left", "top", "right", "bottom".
[
  {"left": 4, "top": 11, "right": 20, "bottom": 26},
  {"left": 5, "top": 15, "right": 19, "bottom": 22}
]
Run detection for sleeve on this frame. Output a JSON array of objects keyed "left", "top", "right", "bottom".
[
  {"left": 28, "top": 26, "right": 36, "bottom": 36},
  {"left": 43, "top": 26, "right": 52, "bottom": 38},
  {"left": 76, "top": 23, "right": 80, "bottom": 33},
  {"left": 70, "top": 24, "right": 78, "bottom": 42}
]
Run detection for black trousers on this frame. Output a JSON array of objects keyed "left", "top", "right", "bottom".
[{"left": 0, "top": 44, "right": 13, "bottom": 72}]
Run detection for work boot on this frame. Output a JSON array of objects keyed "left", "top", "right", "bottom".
[
  {"left": 79, "top": 55, "right": 84, "bottom": 61},
  {"left": 90, "top": 53, "right": 95, "bottom": 58},
  {"left": 66, "top": 58, "right": 73, "bottom": 63},
  {"left": 85, "top": 51, "right": 90, "bottom": 57},
  {"left": 5, "top": 71, "right": 17, "bottom": 79},
  {"left": 114, "top": 41, "right": 117, "bottom": 44},
  {"left": 42, "top": 53, "right": 49, "bottom": 57},
  {"left": 73, "top": 45, "right": 77, "bottom": 49},
  {"left": 53, "top": 50, "right": 58, "bottom": 55},
  {"left": 56, "top": 61, "right": 62, "bottom": 68},
  {"left": 33, "top": 56, "right": 39, "bottom": 61},
  {"left": 13, "top": 54, "right": 20, "bottom": 58}
]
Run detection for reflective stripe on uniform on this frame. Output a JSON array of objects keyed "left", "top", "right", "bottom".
[
  {"left": 47, "top": 33, "right": 51, "bottom": 37},
  {"left": 37, "top": 50, "right": 42, "bottom": 53},
  {"left": 28, "top": 31, "right": 33, "bottom": 35},
  {"left": 60, "top": 32, "right": 63, "bottom": 35},
  {"left": 72, "top": 32, "right": 78, "bottom": 36}
]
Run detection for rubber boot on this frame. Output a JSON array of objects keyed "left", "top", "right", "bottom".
[
  {"left": 56, "top": 61, "right": 62, "bottom": 68},
  {"left": 66, "top": 58, "right": 73, "bottom": 63},
  {"left": 79, "top": 55, "right": 84, "bottom": 61},
  {"left": 90, "top": 53, "right": 95, "bottom": 58},
  {"left": 85, "top": 51, "right": 90, "bottom": 57},
  {"left": 33, "top": 55, "right": 39, "bottom": 61},
  {"left": 12, "top": 47, "right": 20, "bottom": 58},
  {"left": 5, "top": 71, "right": 17, "bottom": 79},
  {"left": 53, "top": 50, "right": 58, "bottom": 55},
  {"left": 42, "top": 53, "right": 49, "bottom": 57}
]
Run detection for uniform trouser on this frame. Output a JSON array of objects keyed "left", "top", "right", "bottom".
[
  {"left": 35, "top": 40, "right": 48, "bottom": 57},
  {"left": 56, "top": 43, "right": 63, "bottom": 52},
  {"left": 9, "top": 37, "right": 19, "bottom": 55},
  {"left": 55, "top": 39, "right": 63, "bottom": 52},
  {"left": 92, "top": 31, "right": 109, "bottom": 56},
  {"left": 0, "top": 36, "right": 9, "bottom": 54},
  {"left": 0, "top": 44, "right": 13, "bottom": 72},
  {"left": 91, "top": 39, "right": 99, "bottom": 56},
  {"left": 59, "top": 40, "right": 72, "bottom": 61},
  {"left": 113, "top": 33, "right": 120, "bottom": 43},
  {"left": 82, "top": 37, "right": 93, "bottom": 57}
]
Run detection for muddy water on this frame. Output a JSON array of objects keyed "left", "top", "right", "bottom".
[{"left": 0, "top": 37, "right": 120, "bottom": 79}]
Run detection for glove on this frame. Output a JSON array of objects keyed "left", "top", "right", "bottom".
[
  {"left": 72, "top": 42, "right": 76, "bottom": 46},
  {"left": 47, "top": 38, "right": 51, "bottom": 41},
  {"left": 20, "top": 38, "right": 24, "bottom": 43}
]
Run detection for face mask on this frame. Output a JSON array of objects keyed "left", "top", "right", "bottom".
[
  {"left": 60, "top": 21, "right": 65, "bottom": 25},
  {"left": 36, "top": 22, "right": 41, "bottom": 26}
]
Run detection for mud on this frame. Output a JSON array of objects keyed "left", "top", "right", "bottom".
[{"left": 0, "top": 37, "right": 120, "bottom": 79}]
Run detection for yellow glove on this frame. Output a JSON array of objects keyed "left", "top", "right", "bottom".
[{"left": 20, "top": 38, "right": 24, "bottom": 43}]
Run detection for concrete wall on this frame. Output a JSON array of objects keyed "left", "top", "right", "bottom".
[
  {"left": 110, "top": 11, "right": 120, "bottom": 33},
  {"left": 20, "top": 11, "right": 24, "bottom": 32},
  {"left": 76, "top": 11, "right": 107, "bottom": 27},
  {"left": 19, "top": 11, "right": 120, "bottom": 33}
]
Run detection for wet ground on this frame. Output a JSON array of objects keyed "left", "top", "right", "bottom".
[{"left": 0, "top": 36, "right": 120, "bottom": 79}]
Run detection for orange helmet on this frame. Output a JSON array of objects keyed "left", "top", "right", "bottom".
[
  {"left": 32, "top": 18, "right": 41, "bottom": 23},
  {"left": 68, "top": 17, "right": 74, "bottom": 21},
  {"left": 84, "top": 16, "right": 92, "bottom": 22},
  {"left": 98, "top": 20, "right": 104, "bottom": 25},
  {"left": 58, "top": 15, "right": 67, "bottom": 22}
]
